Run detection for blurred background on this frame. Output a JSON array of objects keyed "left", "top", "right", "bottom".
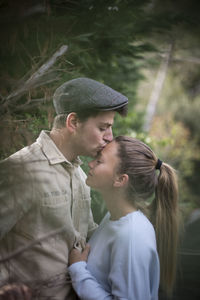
[{"left": 0, "top": 0, "right": 199, "bottom": 299}]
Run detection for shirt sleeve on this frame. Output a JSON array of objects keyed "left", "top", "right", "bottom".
[{"left": 0, "top": 159, "right": 32, "bottom": 239}]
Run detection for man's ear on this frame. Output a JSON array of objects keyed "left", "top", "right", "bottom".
[
  {"left": 66, "top": 113, "right": 79, "bottom": 133},
  {"left": 113, "top": 174, "right": 129, "bottom": 188}
]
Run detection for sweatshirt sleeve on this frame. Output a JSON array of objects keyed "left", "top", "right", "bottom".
[{"left": 68, "top": 262, "right": 113, "bottom": 300}]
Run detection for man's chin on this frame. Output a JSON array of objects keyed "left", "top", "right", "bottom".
[
  {"left": 89, "top": 150, "right": 101, "bottom": 158},
  {"left": 96, "top": 147, "right": 105, "bottom": 156}
]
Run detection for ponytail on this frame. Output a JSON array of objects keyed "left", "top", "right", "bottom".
[
  {"left": 150, "top": 163, "right": 179, "bottom": 294},
  {"left": 115, "top": 136, "right": 179, "bottom": 295}
]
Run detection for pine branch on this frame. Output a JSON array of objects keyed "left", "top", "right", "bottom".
[
  {"left": 0, "top": 226, "right": 67, "bottom": 264},
  {"left": 1, "top": 45, "right": 68, "bottom": 112}
]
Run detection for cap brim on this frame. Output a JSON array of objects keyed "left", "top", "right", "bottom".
[{"left": 95, "top": 100, "right": 128, "bottom": 111}]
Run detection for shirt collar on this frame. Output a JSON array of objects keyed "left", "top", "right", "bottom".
[{"left": 36, "top": 130, "right": 82, "bottom": 167}]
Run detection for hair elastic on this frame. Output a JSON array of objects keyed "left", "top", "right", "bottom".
[{"left": 155, "top": 159, "right": 162, "bottom": 170}]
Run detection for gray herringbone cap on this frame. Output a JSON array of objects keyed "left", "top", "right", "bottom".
[{"left": 53, "top": 77, "right": 128, "bottom": 114}]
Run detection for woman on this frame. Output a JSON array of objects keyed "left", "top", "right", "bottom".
[{"left": 68, "top": 136, "right": 179, "bottom": 300}]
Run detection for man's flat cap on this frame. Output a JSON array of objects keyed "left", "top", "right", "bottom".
[{"left": 53, "top": 77, "right": 128, "bottom": 114}]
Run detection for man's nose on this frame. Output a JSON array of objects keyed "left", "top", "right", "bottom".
[{"left": 104, "top": 127, "right": 113, "bottom": 143}]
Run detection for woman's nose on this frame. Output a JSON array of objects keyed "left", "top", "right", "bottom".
[{"left": 88, "top": 160, "right": 94, "bottom": 169}]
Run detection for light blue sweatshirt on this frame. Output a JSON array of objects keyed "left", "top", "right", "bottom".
[{"left": 68, "top": 210, "right": 160, "bottom": 300}]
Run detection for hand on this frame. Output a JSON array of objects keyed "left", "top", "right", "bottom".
[
  {"left": 69, "top": 243, "right": 90, "bottom": 266},
  {"left": 0, "top": 284, "right": 32, "bottom": 300}
]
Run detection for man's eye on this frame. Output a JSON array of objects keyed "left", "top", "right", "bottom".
[{"left": 99, "top": 127, "right": 106, "bottom": 132}]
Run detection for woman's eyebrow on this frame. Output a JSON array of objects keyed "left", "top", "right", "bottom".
[{"left": 95, "top": 151, "right": 103, "bottom": 159}]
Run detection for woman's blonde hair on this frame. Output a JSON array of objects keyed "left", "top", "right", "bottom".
[{"left": 115, "top": 136, "right": 179, "bottom": 294}]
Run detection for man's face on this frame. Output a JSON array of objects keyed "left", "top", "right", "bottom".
[{"left": 75, "top": 111, "right": 115, "bottom": 157}]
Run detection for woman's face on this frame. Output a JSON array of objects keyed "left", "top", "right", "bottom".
[{"left": 86, "top": 140, "right": 120, "bottom": 192}]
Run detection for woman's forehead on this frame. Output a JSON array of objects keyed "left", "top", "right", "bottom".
[{"left": 102, "top": 140, "right": 117, "bottom": 156}]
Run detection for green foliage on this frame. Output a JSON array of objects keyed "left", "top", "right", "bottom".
[{"left": 0, "top": 0, "right": 200, "bottom": 222}]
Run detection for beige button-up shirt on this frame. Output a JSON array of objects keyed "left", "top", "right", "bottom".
[{"left": 0, "top": 130, "right": 97, "bottom": 299}]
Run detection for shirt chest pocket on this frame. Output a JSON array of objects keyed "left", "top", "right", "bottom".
[
  {"left": 39, "top": 194, "right": 73, "bottom": 233},
  {"left": 14, "top": 194, "right": 72, "bottom": 242}
]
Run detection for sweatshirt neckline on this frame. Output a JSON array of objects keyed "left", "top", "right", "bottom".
[{"left": 108, "top": 210, "right": 141, "bottom": 224}]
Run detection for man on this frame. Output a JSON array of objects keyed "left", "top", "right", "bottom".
[{"left": 0, "top": 78, "right": 128, "bottom": 299}]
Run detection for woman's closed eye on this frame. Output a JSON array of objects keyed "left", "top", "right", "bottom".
[{"left": 96, "top": 159, "right": 102, "bottom": 165}]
